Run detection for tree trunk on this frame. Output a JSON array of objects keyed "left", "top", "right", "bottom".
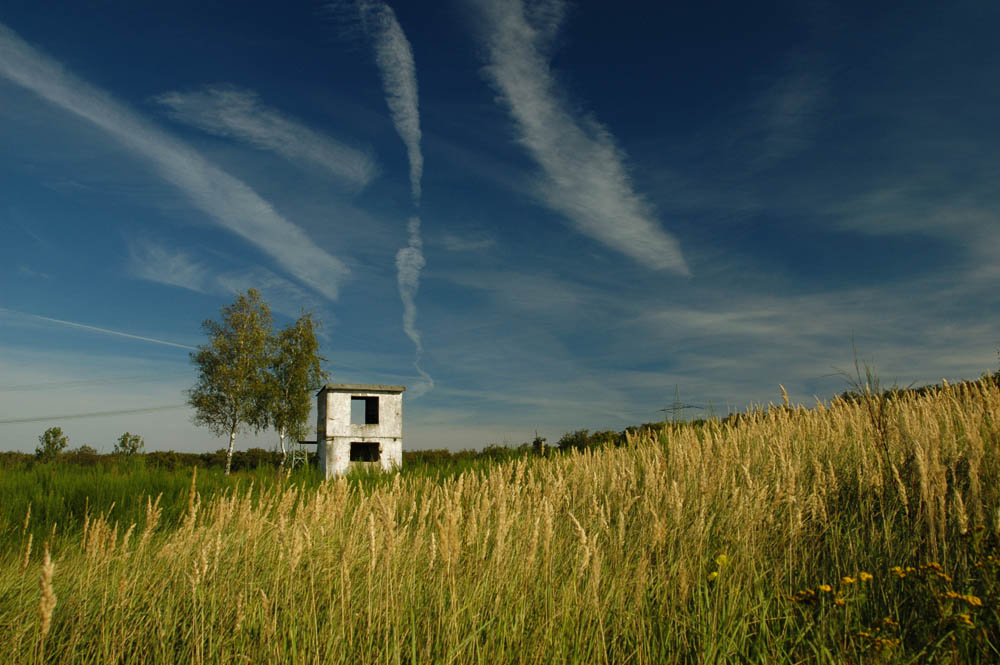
[
  {"left": 226, "top": 425, "right": 237, "bottom": 476},
  {"left": 279, "top": 427, "right": 287, "bottom": 469}
]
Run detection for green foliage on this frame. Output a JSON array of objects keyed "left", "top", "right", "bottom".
[
  {"left": 0, "top": 457, "right": 322, "bottom": 550},
  {"left": 556, "top": 428, "right": 592, "bottom": 451},
  {"left": 114, "top": 431, "right": 145, "bottom": 456},
  {"left": 0, "top": 377, "right": 997, "bottom": 662},
  {"left": 64, "top": 445, "right": 100, "bottom": 466},
  {"left": 835, "top": 347, "right": 903, "bottom": 468},
  {"left": 188, "top": 291, "right": 330, "bottom": 474},
  {"left": 188, "top": 289, "right": 273, "bottom": 474},
  {"left": 787, "top": 533, "right": 999, "bottom": 662},
  {"left": 264, "top": 312, "right": 328, "bottom": 464},
  {"left": 34, "top": 426, "right": 67, "bottom": 461},
  {"left": 0, "top": 451, "right": 31, "bottom": 469},
  {"left": 555, "top": 428, "right": 627, "bottom": 451}
]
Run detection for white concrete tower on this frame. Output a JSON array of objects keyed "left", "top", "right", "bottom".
[{"left": 316, "top": 383, "right": 405, "bottom": 478}]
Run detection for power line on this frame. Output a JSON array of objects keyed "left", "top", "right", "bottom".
[
  {"left": 658, "top": 385, "right": 702, "bottom": 424},
  {"left": 0, "top": 373, "right": 190, "bottom": 392},
  {"left": 0, "top": 404, "right": 188, "bottom": 425}
]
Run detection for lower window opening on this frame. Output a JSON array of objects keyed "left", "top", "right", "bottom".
[{"left": 350, "top": 442, "right": 380, "bottom": 462}]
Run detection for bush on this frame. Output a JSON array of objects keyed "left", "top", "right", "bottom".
[
  {"left": 35, "top": 426, "right": 68, "bottom": 461},
  {"left": 114, "top": 432, "right": 145, "bottom": 456},
  {"left": 0, "top": 451, "right": 32, "bottom": 469},
  {"left": 589, "top": 429, "right": 624, "bottom": 448},
  {"left": 556, "top": 429, "right": 592, "bottom": 452},
  {"left": 145, "top": 450, "right": 187, "bottom": 471},
  {"left": 64, "top": 445, "right": 101, "bottom": 467}
]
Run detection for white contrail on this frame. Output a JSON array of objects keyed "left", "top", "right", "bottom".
[
  {"left": 0, "top": 22, "right": 349, "bottom": 300},
  {"left": 0, "top": 307, "right": 197, "bottom": 350},
  {"left": 467, "top": 0, "right": 690, "bottom": 275},
  {"left": 357, "top": 1, "right": 423, "bottom": 203},
  {"left": 343, "top": 1, "right": 433, "bottom": 395},
  {"left": 156, "top": 86, "right": 378, "bottom": 189},
  {"left": 395, "top": 217, "right": 433, "bottom": 395}
]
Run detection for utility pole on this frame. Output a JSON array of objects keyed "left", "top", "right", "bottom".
[{"left": 658, "top": 385, "right": 702, "bottom": 426}]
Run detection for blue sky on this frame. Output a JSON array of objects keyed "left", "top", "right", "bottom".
[{"left": 1, "top": 0, "right": 998, "bottom": 453}]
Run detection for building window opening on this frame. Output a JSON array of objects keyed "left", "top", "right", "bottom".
[
  {"left": 351, "top": 396, "right": 379, "bottom": 425},
  {"left": 350, "top": 442, "right": 380, "bottom": 462}
]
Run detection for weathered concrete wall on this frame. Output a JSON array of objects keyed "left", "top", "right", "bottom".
[
  {"left": 317, "top": 384, "right": 405, "bottom": 478},
  {"left": 316, "top": 388, "right": 328, "bottom": 473},
  {"left": 324, "top": 436, "right": 402, "bottom": 475},
  {"left": 323, "top": 390, "right": 402, "bottom": 439}
]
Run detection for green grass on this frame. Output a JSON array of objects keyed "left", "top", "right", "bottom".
[
  {"left": 0, "top": 453, "right": 528, "bottom": 551},
  {"left": 0, "top": 459, "right": 322, "bottom": 549},
  {"left": 0, "top": 378, "right": 997, "bottom": 663}
]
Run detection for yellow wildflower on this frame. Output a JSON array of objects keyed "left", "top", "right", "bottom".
[
  {"left": 817, "top": 584, "right": 833, "bottom": 593},
  {"left": 859, "top": 571, "right": 873, "bottom": 582},
  {"left": 715, "top": 554, "right": 729, "bottom": 567},
  {"left": 841, "top": 576, "right": 855, "bottom": 585},
  {"left": 707, "top": 571, "right": 719, "bottom": 582}
]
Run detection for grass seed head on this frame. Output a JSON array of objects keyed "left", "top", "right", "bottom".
[{"left": 38, "top": 543, "right": 56, "bottom": 639}]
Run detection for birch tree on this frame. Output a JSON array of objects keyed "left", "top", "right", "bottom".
[
  {"left": 188, "top": 289, "right": 272, "bottom": 475},
  {"left": 265, "top": 312, "right": 328, "bottom": 467}
]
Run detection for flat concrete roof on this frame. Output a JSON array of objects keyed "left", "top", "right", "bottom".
[{"left": 318, "top": 383, "right": 406, "bottom": 393}]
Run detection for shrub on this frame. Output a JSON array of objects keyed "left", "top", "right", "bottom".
[
  {"left": 64, "top": 445, "right": 101, "bottom": 466},
  {"left": 35, "top": 426, "right": 68, "bottom": 461},
  {"left": 114, "top": 432, "right": 145, "bottom": 456},
  {"left": 556, "top": 429, "right": 592, "bottom": 451},
  {"left": 589, "top": 429, "right": 624, "bottom": 448},
  {"left": 145, "top": 450, "right": 185, "bottom": 471}
]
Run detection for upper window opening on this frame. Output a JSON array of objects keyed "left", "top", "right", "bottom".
[{"left": 350, "top": 396, "right": 379, "bottom": 425}]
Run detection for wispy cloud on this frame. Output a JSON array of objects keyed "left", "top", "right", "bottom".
[
  {"left": 128, "top": 239, "right": 325, "bottom": 318},
  {"left": 128, "top": 241, "right": 211, "bottom": 293},
  {"left": 340, "top": 1, "right": 423, "bottom": 203},
  {"left": 749, "top": 63, "right": 828, "bottom": 170},
  {"left": 396, "top": 218, "right": 425, "bottom": 351},
  {"left": 467, "top": 0, "right": 689, "bottom": 275},
  {"left": 0, "top": 307, "right": 197, "bottom": 350},
  {"left": 155, "top": 86, "right": 378, "bottom": 189},
  {"left": 0, "top": 22, "right": 349, "bottom": 300},
  {"left": 17, "top": 265, "right": 51, "bottom": 280},
  {"left": 335, "top": 1, "right": 432, "bottom": 395},
  {"left": 440, "top": 231, "right": 496, "bottom": 252},
  {"left": 396, "top": 217, "right": 433, "bottom": 396},
  {"left": 366, "top": 2, "right": 422, "bottom": 203}
]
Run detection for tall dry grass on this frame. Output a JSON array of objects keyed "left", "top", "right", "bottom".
[{"left": 1, "top": 378, "right": 997, "bottom": 663}]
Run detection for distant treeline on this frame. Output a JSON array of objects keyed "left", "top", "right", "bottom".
[
  {"left": 0, "top": 446, "right": 288, "bottom": 472},
  {"left": 5, "top": 372, "right": 997, "bottom": 472},
  {"left": 836, "top": 372, "right": 1000, "bottom": 404},
  {"left": 0, "top": 421, "right": 679, "bottom": 472}
]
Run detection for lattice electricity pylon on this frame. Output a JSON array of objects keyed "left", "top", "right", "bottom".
[
  {"left": 658, "top": 385, "right": 702, "bottom": 425},
  {"left": 289, "top": 440, "right": 313, "bottom": 469}
]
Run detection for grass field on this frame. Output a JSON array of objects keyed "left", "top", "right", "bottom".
[{"left": 1, "top": 378, "right": 997, "bottom": 663}]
